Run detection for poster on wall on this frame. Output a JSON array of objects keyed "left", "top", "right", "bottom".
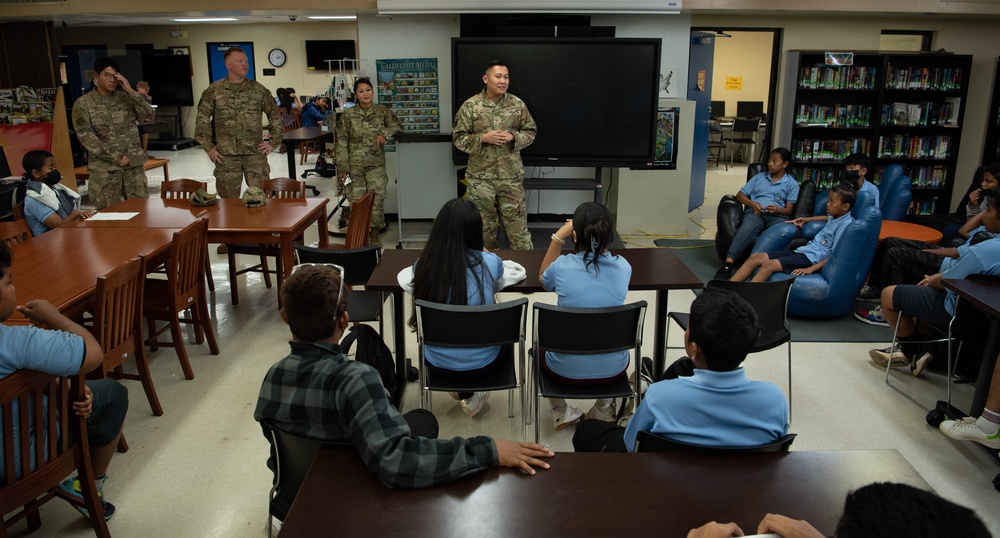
[
  {"left": 375, "top": 58, "right": 440, "bottom": 136},
  {"left": 0, "top": 86, "right": 57, "bottom": 125},
  {"left": 630, "top": 107, "right": 679, "bottom": 170}
]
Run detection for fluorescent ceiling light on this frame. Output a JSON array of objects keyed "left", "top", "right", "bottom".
[
  {"left": 377, "top": 0, "right": 681, "bottom": 14},
  {"left": 173, "top": 18, "right": 239, "bottom": 22},
  {"left": 308, "top": 15, "right": 357, "bottom": 20}
]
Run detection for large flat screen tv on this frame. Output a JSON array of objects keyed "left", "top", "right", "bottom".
[
  {"left": 141, "top": 54, "right": 194, "bottom": 107},
  {"left": 452, "top": 38, "right": 661, "bottom": 168},
  {"left": 306, "top": 40, "right": 357, "bottom": 71}
]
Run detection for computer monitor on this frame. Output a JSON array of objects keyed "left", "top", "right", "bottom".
[
  {"left": 710, "top": 100, "right": 726, "bottom": 118},
  {"left": 737, "top": 101, "right": 765, "bottom": 119}
]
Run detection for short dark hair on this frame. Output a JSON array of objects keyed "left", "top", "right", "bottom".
[
  {"left": 223, "top": 47, "right": 245, "bottom": 61},
  {"left": 21, "top": 149, "right": 53, "bottom": 180},
  {"left": 843, "top": 152, "right": 872, "bottom": 174},
  {"left": 280, "top": 265, "right": 348, "bottom": 343},
  {"left": 93, "top": 56, "right": 120, "bottom": 74},
  {"left": 985, "top": 186, "right": 1000, "bottom": 213},
  {"left": 835, "top": 483, "right": 989, "bottom": 538},
  {"left": 353, "top": 78, "right": 373, "bottom": 94},
  {"left": 769, "top": 147, "right": 792, "bottom": 164},
  {"left": 688, "top": 288, "right": 759, "bottom": 371},
  {"left": 983, "top": 160, "right": 1000, "bottom": 183},
  {"left": 484, "top": 60, "right": 507, "bottom": 75},
  {"left": 830, "top": 182, "right": 857, "bottom": 208},
  {"left": 0, "top": 242, "right": 10, "bottom": 280}
]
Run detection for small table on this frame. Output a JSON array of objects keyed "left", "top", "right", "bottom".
[
  {"left": 5, "top": 227, "right": 177, "bottom": 325},
  {"left": 366, "top": 248, "right": 703, "bottom": 405},
  {"left": 65, "top": 197, "right": 330, "bottom": 278},
  {"left": 281, "top": 127, "right": 333, "bottom": 179},
  {"left": 880, "top": 220, "right": 943, "bottom": 244},
  {"left": 74, "top": 157, "right": 170, "bottom": 181},
  {"left": 280, "top": 448, "right": 930, "bottom": 537}
]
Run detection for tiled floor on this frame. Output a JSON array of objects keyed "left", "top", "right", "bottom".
[{"left": 10, "top": 150, "right": 999, "bottom": 537}]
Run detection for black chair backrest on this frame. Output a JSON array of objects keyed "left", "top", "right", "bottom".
[
  {"left": 0, "top": 146, "right": 11, "bottom": 177},
  {"left": 731, "top": 117, "right": 760, "bottom": 135},
  {"left": 635, "top": 430, "right": 796, "bottom": 453},
  {"left": 415, "top": 298, "right": 527, "bottom": 348},
  {"left": 294, "top": 244, "right": 381, "bottom": 287},
  {"left": 746, "top": 163, "right": 766, "bottom": 181},
  {"left": 533, "top": 301, "right": 647, "bottom": 355},
  {"left": 706, "top": 279, "right": 792, "bottom": 351},
  {"left": 263, "top": 421, "right": 349, "bottom": 521},
  {"left": 708, "top": 119, "right": 723, "bottom": 134},
  {"left": 792, "top": 180, "right": 816, "bottom": 219}
]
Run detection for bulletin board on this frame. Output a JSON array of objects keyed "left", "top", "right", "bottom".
[{"left": 375, "top": 58, "right": 440, "bottom": 134}]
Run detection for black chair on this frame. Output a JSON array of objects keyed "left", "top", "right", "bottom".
[
  {"left": 707, "top": 120, "right": 728, "bottom": 171},
  {"left": 635, "top": 430, "right": 797, "bottom": 453},
  {"left": 723, "top": 117, "right": 761, "bottom": 165},
  {"left": 294, "top": 244, "right": 386, "bottom": 332},
  {"left": 715, "top": 163, "right": 816, "bottom": 263},
  {"left": 530, "top": 301, "right": 647, "bottom": 443},
  {"left": 666, "top": 279, "right": 794, "bottom": 419},
  {"left": 261, "top": 421, "right": 350, "bottom": 538},
  {"left": 415, "top": 298, "right": 528, "bottom": 434}
]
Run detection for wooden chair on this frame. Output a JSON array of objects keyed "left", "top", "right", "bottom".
[
  {"left": 91, "top": 256, "right": 162, "bottom": 423},
  {"left": 144, "top": 219, "right": 219, "bottom": 380},
  {"left": 226, "top": 178, "right": 306, "bottom": 306},
  {"left": 0, "top": 219, "right": 32, "bottom": 248},
  {"left": 159, "top": 179, "right": 215, "bottom": 292},
  {"left": 11, "top": 201, "right": 25, "bottom": 222},
  {"left": 340, "top": 192, "right": 374, "bottom": 250},
  {"left": 1, "top": 370, "right": 110, "bottom": 536}
]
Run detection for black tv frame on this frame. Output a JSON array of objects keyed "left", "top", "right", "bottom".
[{"left": 451, "top": 37, "right": 661, "bottom": 168}]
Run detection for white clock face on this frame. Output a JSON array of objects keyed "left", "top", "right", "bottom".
[{"left": 269, "top": 49, "right": 286, "bottom": 67}]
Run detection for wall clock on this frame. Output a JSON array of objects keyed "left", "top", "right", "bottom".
[{"left": 268, "top": 48, "right": 287, "bottom": 68}]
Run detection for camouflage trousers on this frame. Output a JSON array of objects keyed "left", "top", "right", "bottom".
[
  {"left": 345, "top": 165, "right": 389, "bottom": 234},
  {"left": 214, "top": 153, "right": 270, "bottom": 199},
  {"left": 465, "top": 176, "right": 532, "bottom": 251},
  {"left": 88, "top": 165, "right": 149, "bottom": 210}
]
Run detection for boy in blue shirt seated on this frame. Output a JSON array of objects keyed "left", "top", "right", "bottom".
[
  {"left": 715, "top": 147, "right": 800, "bottom": 280},
  {"left": 21, "top": 150, "right": 93, "bottom": 237},
  {"left": 844, "top": 152, "right": 879, "bottom": 209},
  {"left": 572, "top": 288, "right": 788, "bottom": 452},
  {"left": 729, "top": 182, "right": 856, "bottom": 282}
]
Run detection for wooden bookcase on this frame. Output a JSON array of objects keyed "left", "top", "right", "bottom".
[
  {"left": 780, "top": 51, "right": 972, "bottom": 215},
  {"left": 982, "top": 56, "right": 1000, "bottom": 166}
]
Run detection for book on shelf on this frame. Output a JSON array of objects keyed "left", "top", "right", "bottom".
[
  {"left": 798, "top": 65, "right": 877, "bottom": 90},
  {"left": 886, "top": 65, "right": 963, "bottom": 91}
]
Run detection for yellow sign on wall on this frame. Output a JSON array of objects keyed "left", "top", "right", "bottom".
[{"left": 725, "top": 76, "right": 743, "bottom": 90}]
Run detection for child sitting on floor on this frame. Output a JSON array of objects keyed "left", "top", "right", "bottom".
[
  {"left": 21, "top": 149, "right": 93, "bottom": 236},
  {"left": 729, "top": 182, "right": 856, "bottom": 282}
]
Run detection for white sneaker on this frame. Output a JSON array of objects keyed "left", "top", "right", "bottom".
[
  {"left": 551, "top": 404, "right": 583, "bottom": 430},
  {"left": 460, "top": 391, "right": 489, "bottom": 417},
  {"left": 869, "top": 344, "right": 909, "bottom": 367},
  {"left": 939, "top": 417, "right": 1000, "bottom": 449},
  {"left": 586, "top": 401, "right": 617, "bottom": 422},
  {"left": 911, "top": 352, "right": 933, "bottom": 377}
]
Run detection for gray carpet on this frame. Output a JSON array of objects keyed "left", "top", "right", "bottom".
[{"left": 663, "top": 240, "right": 891, "bottom": 343}]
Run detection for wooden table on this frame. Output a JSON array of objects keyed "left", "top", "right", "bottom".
[
  {"left": 5, "top": 227, "right": 177, "bottom": 325},
  {"left": 281, "top": 127, "right": 333, "bottom": 179},
  {"left": 366, "top": 248, "right": 703, "bottom": 405},
  {"left": 65, "top": 197, "right": 330, "bottom": 277},
  {"left": 880, "top": 220, "right": 943, "bottom": 244},
  {"left": 74, "top": 157, "right": 170, "bottom": 181},
  {"left": 280, "top": 448, "right": 929, "bottom": 537}
]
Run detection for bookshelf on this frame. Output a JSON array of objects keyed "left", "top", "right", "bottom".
[
  {"left": 982, "top": 57, "right": 1000, "bottom": 165},
  {"left": 781, "top": 51, "right": 972, "bottom": 216}
]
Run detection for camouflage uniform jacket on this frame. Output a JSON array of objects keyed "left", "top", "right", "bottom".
[
  {"left": 195, "top": 78, "right": 282, "bottom": 156},
  {"left": 335, "top": 103, "right": 403, "bottom": 173},
  {"left": 72, "top": 89, "right": 154, "bottom": 171},
  {"left": 453, "top": 90, "right": 536, "bottom": 181}
]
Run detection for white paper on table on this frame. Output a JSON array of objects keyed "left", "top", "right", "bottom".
[{"left": 87, "top": 212, "right": 140, "bottom": 221}]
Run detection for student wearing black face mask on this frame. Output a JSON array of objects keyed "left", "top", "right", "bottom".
[
  {"left": 21, "top": 150, "right": 93, "bottom": 236},
  {"left": 843, "top": 152, "right": 879, "bottom": 209}
]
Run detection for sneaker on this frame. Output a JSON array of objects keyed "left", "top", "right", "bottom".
[
  {"left": 216, "top": 244, "right": 228, "bottom": 254},
  {"left": 551, "top": 403, "right": 584, "bottom": 431},
  {"left": 855, "top": 305, "right": 888, "bottom": 327},
  {"left": 869, "top": 344, "right": 910, "bottom": 367},
  {"left": 856, "top": 284, "right": 880, "bottom": 301},
  {"left": 939, "top": 417, "right": 1000, "bottom": 449},
  {"left": 586, "top": 401, "right": 617, "bottom": 423},
  {"left": 911, "top": 352, "right": 934, "bottom": 377},
  {"left": 58, "top": 476, "right": 116, "bottom": 521},
  {"left": 713, "top": 265, "right": 732, "bottom": 281},
  {"left": 460, "top": 391, "right": 489, "bottom": 417}
]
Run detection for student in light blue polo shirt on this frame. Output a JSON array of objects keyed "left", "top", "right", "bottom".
[
  {"left": 730, "top": 182, "right": 855, "bottom": 282},
  {"left": 716, "top": 147, "right": 799, "bottom": 280},
  {"left": 844, "top": 152, "right": 879, "bottom": 209}
]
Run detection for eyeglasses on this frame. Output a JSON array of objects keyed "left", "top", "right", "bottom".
[
  {"left": 291, "top": 263, "right": 346, "bottom": 315},
  {"left": 98, "top": 71, "right": 117, "bottom": 79}
]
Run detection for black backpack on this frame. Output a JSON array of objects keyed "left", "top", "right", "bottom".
[
  {"left": 340, "top": 324, "right": 397, "bottom": 396},
  {"left": 0, "top": 178, "right": 26, "bottom": 222}
]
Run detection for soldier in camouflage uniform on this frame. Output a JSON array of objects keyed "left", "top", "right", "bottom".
[
  {"left": 453, "top": 60, "right": 537, "bottom": 251},
  {"left": 72, "top": 57, "right": 154, "bottom": 210},
  {"left": 336, "top": 78, "right": 403, "bottom": 247},
  {"left": 195, "top": 47, "right": 283, "bottom": 200}
]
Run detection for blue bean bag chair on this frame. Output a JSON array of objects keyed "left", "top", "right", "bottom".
[
  {"left": 812, "top": 163, "right": 912, "bottom": 222},
  {"left": 751, "top": 197, "right": 882, "bottom": 318}
]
